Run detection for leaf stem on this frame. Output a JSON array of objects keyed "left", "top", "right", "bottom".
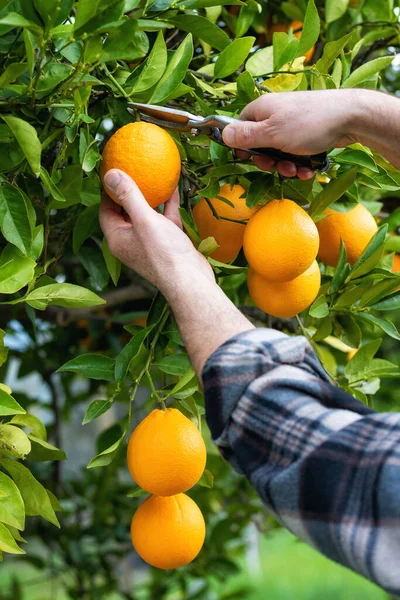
[{"left": 101, "top": 64, "right": 132, "bottom": 100}]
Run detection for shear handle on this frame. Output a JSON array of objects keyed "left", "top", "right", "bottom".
[{"left": 209, "top": 123, "right": 330, "bottom": 172}]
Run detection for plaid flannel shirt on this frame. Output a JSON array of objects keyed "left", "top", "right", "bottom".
[{"left": 202, "top": 328, "right": 400, "bottom": 596}]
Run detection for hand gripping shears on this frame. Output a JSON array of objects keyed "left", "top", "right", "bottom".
[{"left": 127, "top": 102, "right": 330, "bottom": 172}]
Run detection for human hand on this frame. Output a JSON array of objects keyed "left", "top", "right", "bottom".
[
  {"left": 99, "top": 169, "right": 214, "bottom": 295},
  {"left": 223, "top": 89, "right": 359, "bottom": 180}
]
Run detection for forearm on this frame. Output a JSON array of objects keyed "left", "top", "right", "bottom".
[
  {"left": 352, "top": 89, "right": 400, "bottom": 169},
  {"left": 162, "top": 268, "right": 254, "bottom": 378}
]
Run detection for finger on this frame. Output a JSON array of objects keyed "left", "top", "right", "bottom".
[
  {"left": 163, "top": 188, "right": 183, "bottom": 230},
  {"left": 297, "top": 167, "right": 315, "bottom": 181},
  {"left": 99, "top": 194, "right": 132, "bottom": 237},
  {"left": 103, "top": 169, "right": 153, "bottom": 222},
  {"left": 240, "top": 96, "right": 273, "bottom": 122},
  {"left": 235, "top": 150, "right": 251, "bottom": 160},
  {"left": 222, "top": 120, "right": 270, "bottom": 149},
  {"left": 252, "top": 155, "right": 276, "bottom": 172},
  {"left": 276, "top": 161, "right": 297, "bottom": 178}
]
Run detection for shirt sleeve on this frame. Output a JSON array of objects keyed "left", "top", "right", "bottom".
[{"left": 202, "top": 328, "right": 400, "bottom": 597}]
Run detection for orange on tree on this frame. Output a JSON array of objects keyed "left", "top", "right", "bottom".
[
  {"left": 291, "top": 20, "right": 315, "bottom": 64},
  {"left": 193, "top": 183, "right": 258, "bottom": 263},
  {"left": 392, "top": 254, "right": 400, "bottom": 273},
  {"left": 316, "top": 203, "right": 378, "bottom": 267},
  {"left": 100, "top": 121, "right": 181, "bottom": 208},
  {"left": 127, "top": 408, "right": 206, "bottom": 496},
  {"left": 247, "top": 260, "right": 321, "bottom": 318},
  {"left": 243, "top": 199, "right": 319, "bottom": 282},
  {"left": 131, "top": 493, "right": 206, "bottom": 569}
]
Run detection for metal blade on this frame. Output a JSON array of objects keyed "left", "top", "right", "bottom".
[{"left": 127, "top": 102, "right": 202, "bottom": 126}]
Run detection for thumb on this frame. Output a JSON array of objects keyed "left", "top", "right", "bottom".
[
  {"left": 103, "top": 169, "right": 152, "bottom": 221},
  {"left": 222, "top": 120, "right": 270, "bottom": 149}
]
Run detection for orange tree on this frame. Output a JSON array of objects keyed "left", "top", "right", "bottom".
[{"left": 1, "top": 0, "right": 400, "bottom": 597}]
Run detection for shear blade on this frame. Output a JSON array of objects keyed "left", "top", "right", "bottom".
[{"left": 127, "top": 102, "right": 202, "bottom": 130}]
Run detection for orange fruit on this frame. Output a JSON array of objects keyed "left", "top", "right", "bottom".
[
  {"left": 247, "top": 260, "right": 321, "bottom": 318},
  {"left": 133, "top": 316, "right": 147, "bottom": 327},
  {"left": 316, "top": 204, "right": 378, "bottom": 267},
  {"left": 127, "top": 408, "right": 206, "bottom": 496},
  {"left": 100, "top": 122, "right": 181, "bottom": 208},
  {"left": 131, "top": 493, "right": 206, "bottom": 569},
  {"left": 291, "top": 20, "right": 315, "bottom": 64},
  {"left": 193, "top": 184, "right": 258, "bottom": 263},
  {"left": 392, "top": 254, "right": 400, "bottom": 273},
  {"left": 243, "top": 199, "right": 319, "bottom": 282}
]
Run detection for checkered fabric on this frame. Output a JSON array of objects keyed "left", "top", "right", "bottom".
[{"left": 203, "top": 328, "right": 400, "bottom": 596}]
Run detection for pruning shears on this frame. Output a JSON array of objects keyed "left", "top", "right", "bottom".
[{"left": 127, "top": 102, "right": 330, "bottom": 172}]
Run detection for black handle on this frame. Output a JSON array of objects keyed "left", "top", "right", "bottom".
[
  {"left": 248, "top": 146, "right": 330, "bottom": 171},
  {"left": 210, "top": 127, "right": 330, "bottom": 172}
]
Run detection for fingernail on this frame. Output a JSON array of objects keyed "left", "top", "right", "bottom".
[
  {"left": 104, "top": 170, "right": 122, "bottom": 191},
  {"left": 223, "top": 126, "right": 236, "bottom": 146}
]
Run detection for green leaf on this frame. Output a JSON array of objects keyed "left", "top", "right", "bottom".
[
  {"left": 57, "top": 354, "right": 115, "bottom": 381},
  {"left": 72, "top": 205, "right": 99, "bottom": 254},
  {"left": 0, "top": 389, "right": 25, "bottom": 417},
  {"left": 0, "top": 425, "right": 31, "bottom": 459},
  {"left": 333, "top": 281, "right": 372, "bottom": 309},
  {"left": 179, "top": 207, "right": 201, "bottom": 246},
  {"left": 39, "top": 167, "right": 66, "bottom": 203},
  {"left": 132, "top": 31, "right": 167, "bottom": 93},
  {"left": 153, "top": 353, "right": 192, "bottom": 376},
  {"left": 343, "top": 55, "right": 394, "bottom": 88},
  {"left": 309, "top": 167, "right": 358, "bottom": 220},
  {"left": 78, "top": 243, "right": 109, "bottom": 289},
  {"left": 74, "top": 0, "right": 125, "bottom": 37},
  {"left": 150, "top": 34, "right": 193, "bottom": 104},
  {"left": 2, "top": 116, "right": 41, "bottom": 177},
  {"left": 245, "top": 45, "right": 274, "bottom": 77},
  {"left": 0, "top": 183, "right": 34, "bottom": 256},
  {"left": 356, "top": 313, "right": 400, "bottom": 341},
  {"left": 169, "top": 368, "right": 196, "bottom": 396},
  {"left": 315, "top": 33, "right": 353, "bottom": 73},
  {"left": 329, "top": 239, "right": 349, "bottom": 295},
  {"left": 82, "top": 399, "right": 112, "bottom": 425},
  {"left": 0, "top": 246, "right": 35, "bottom": 294},
  {"left": 25, "top": 283, "right": 105, "bottom": 310},
  {"left": 0, "top": 13, "right": 42, "bottom": 38},
  {"left": 10, "top": 414, "right": 46, "bottom": 441},
  {"left": 164, "top": 15, "right": 229, "bottom": 51},
  {"left": 198, "top": 469, "right": 214, "bottom": 489},
  {"left": 309, "top": 294, "right": 329, "bottom": 318},
  {"left": 236, "top": 0, "right": 258, "bottom": 37},
  {"left": 0, "top": 64, "right": 27, "bottom": 89},
  {"left": 126, "top": 487, "right": 149, "bottom": 498},
  {"left": 296, "top": 0, "right": 319, "bottom": 58},
  {"left": 335, "top": 149, "right": 378, "bottom": 172},
  {"left": 27, "top": 436, "right": 66, "bottom": 461},
  {"left": 115, "top": 327, "right": 152, "bottom": 382},
  {"left": 102, "top": 237, "right": 121, "bottom": 286},
  {"left": 0, "top": 329, "right": 8, "bottom": 368},
  {"left": 358, "top": 277, "right": 400, "bottom": 308},
  {"left": 0, "top": 459, "right": 60, "bottom": 527},
  {"left": 350, "top": 224, "right": 388, "bottom": 279},
  {"left": 345, "top": 338, "right": 380, "bottom": 378},
  {"left": 371, "top": 291, "right": 400, "bottom": 311},
  {"left": 0, "top": 472, "right": 25, "bottom": 530},
  {"left": 0, "top": 522, "right": 25, "bottom": 555},
  {"left": 198, "top": 236, "right": 218, "bottom": 256},
  {"left": 215, "top": 37, "right": 255, "bottom": 79},
  {"left": 87, "top": 432, "right": 125, "bottom": 469},
  {"left": 325, "top": 0, "right": 349, "bottom": 24}
]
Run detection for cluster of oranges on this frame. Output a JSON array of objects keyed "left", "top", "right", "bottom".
[
  {"left": 194, "top": 185, "right": 379, "bottom": 319},
  {"left": 127, "top": 408, "right": 207, "bottom": 569}
]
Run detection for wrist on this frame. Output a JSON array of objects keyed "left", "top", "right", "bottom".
[
  {"left": 347, "top": 89, "right": 387, "bottom": 146},
  {"left": 158, "top": 255, "right": 216, "bottom": 302}
]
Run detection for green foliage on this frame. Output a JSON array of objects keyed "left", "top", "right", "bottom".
[{"left": 0, "top": 0, "right": 399, "bottom": 597}]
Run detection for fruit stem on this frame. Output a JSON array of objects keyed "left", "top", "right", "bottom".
[{"left": 160, "top": 399, "right": 167, "bottom": 411}]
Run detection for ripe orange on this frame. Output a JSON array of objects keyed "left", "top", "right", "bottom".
[
  {"left": 291, "top": 20, "right": 315, "bottom": 64},
  {"left": 131, "top": 493, "right": 206, "bottom": 569},
  {"left": 247, "top": 260, "right": 321, "bottom": 318},
  {"left": 316, "top": 204, "right": 378, "bottom": 267},
  {"left": 392, "top": 254, "right": 400, "bottom": 273},
  {"left": 243, "top": 199, "right": 319, "bottom": 282},
  {"left": 127, "top": 408, "right": 206, "bottom": 496},
  {"left": 193, "top": 184, "right": 258, "bottom": 263},
  {"left": 100, "top": 122, "right": 181, "bottom": 208}
]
